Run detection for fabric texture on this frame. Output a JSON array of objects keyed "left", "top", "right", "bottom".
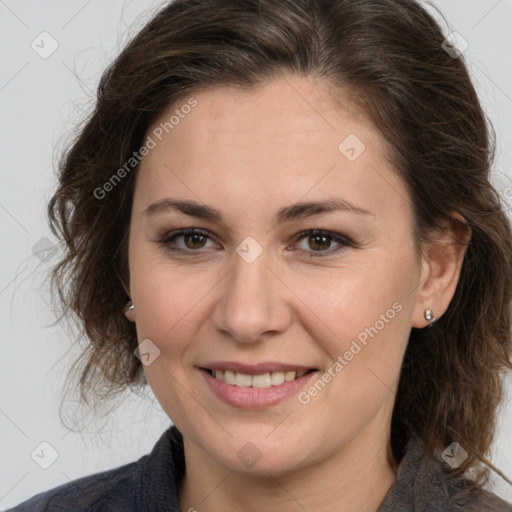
[{"left": 8, "top": 425, "right": 512, "bottom": 511}]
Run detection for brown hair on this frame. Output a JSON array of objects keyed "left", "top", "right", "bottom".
[{"left": 48, "top": 0, "right": 512, "bottom": 485}]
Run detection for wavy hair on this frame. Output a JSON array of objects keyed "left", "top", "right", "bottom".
[{"left": 48, "top": 0, "right": 512, "bottom": 485}]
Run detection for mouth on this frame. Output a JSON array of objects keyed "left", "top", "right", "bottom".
[
  {"left": 202, "top": 368, "right": 317, "bottom": 388},
  {"left": 198, "top": 361, "right": 320, "bottom": 408}
]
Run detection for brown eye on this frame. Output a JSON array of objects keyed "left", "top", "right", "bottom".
[
  {"left": 293, "top": 229, "right": 352, "bottom": 258},
  {"left": 183, "top": 233, "right": 208, "bottom": 250},
  {"left": 307, "top": 234, "right": 331, "bottom": 252},
  {"left": 158, "top": 228, "right": 218, "bottom": 254}
]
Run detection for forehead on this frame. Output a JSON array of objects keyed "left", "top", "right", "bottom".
[{"left": 133, "top": 76, "right": 411, "bottom": 225}]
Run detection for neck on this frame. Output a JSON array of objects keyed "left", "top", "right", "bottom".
[{"left": 178, "top": 426, "right": 398, "bottom": 512}]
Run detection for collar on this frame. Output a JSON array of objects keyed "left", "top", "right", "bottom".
[{"left": 134, "top": 425, "right": 510, "bottom": 512}]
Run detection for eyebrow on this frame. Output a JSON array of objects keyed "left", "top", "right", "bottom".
[{"left": 143, "top": 197, "right": 375, "bottom": 224}]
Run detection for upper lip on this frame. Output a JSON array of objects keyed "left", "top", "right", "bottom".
[{"left": 200, "top": 362, "right": 317, "bottom": 375}]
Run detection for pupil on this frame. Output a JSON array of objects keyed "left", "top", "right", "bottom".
[
  {"left": 186, "top": 234, "right": 206, "bottom": 249},
  {"left": 309, "top": 234, "right": 329, "bottom": 251}
]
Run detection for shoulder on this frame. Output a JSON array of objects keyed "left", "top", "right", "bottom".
[
  {"left": 7, "top": 458, "right": 142, "bottom": 512},
  {"left": 8, "top": 425, "right": 183, "bottom": 512},
  {"left": 422, "top": 456, "right": 512, "bottom": 511},
  {"left": 379, "top": 432, "right": 512, "bottom": 512}
]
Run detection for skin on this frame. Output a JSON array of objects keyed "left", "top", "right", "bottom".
[{"left": 124, "top": 75, "right": 469, "bottom": 512}]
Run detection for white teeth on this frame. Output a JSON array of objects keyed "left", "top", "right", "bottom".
[
  {"left": 270, "top": 371, "right": 285, "bottom": 385},
  {"left": 224, "top": 370, "right": 236, "bottom": 385},
  {"left": 252, "top": 373, "right": 271, "bottom": 388},
  {"left": 235, "top": 372, "right": 252, "bottom": 387},
  {"left": 284, "top": 371, "right": 296, "bottom": 382},
  {"left": 211, "top": 369, "right": 311, "bottom": 387}
]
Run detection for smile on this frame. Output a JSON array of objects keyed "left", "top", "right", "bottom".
[
  {"left": 206, "top": 369, "right": 312, "bottom": 388},
  {"left": 199, "top": 364, "right": 319, "bottom": 409}
]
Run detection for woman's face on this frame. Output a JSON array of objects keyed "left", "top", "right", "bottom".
[{"left": 127, "top": 76, "right": 428, "bottom": 475}]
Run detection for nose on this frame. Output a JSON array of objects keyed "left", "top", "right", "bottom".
[{"left": 211, "top": 249, "right": 292, "bottom": 344}]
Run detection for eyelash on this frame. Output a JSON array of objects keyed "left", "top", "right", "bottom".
[{"left": 157, "top": 228, "right": 353, "bottom": 258}]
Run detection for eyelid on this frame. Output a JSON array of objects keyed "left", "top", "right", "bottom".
[
  {"left": 289, "top": 229, "right": 353, "bottom": 257},
  {"left": 157, "top": 227, "right": 219, "bottom": 253},
  {"left": 157, "top": 227, "right": 353, "bottom": 257}
]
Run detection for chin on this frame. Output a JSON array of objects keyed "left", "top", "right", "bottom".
[{"left": 205, "top": 431, "right": 315, "bottom": 478}]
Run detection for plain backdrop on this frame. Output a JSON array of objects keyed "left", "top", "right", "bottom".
[{"left": 1, "top": 0, "right": 511, "bottom": 509}]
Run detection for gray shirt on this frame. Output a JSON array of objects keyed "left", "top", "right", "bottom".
[{"left": 9, "top": 425, "right": 512, "bottom": 511}]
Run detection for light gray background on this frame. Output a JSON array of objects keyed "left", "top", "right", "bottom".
[{"left": 1, "top": 0, "right": 511, "bottom": 509}]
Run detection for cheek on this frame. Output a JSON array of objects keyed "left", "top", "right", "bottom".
[
  {"left": 129, "top": 250, "right": 210, "bottom": 355},
  {"left": 299, "top": 251, "right": 416, "bottom": 376},
  {"left": 293, "top": 265, "right": 414, "bottom": 437},
  {"left": 128, "top": 255, "right": 211, "bottom": 419}
]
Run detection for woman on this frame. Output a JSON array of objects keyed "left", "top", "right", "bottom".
[{"left": 10, "top": 0, "right": 512, "bottom": 510}]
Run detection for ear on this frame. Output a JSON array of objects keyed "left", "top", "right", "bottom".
[
  {"left": 412, "top": 213, "right": 471, "bottom": 328},
  {"left": 118, "top": 273, "right": 135, "bottom": 322},
  {"left": 123, "top": 301, "right": 136, "bottom": 322}
]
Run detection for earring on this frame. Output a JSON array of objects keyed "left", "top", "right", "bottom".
[
  {"left": 123, "top": 300, "right": 136, "bottom": 322},
  {"left": 424, "top": 308, "right": 436, "bottom": 325}
]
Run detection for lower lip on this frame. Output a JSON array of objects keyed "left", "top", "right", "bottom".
[{"left": 200, "top": 368, "right": 318, "bottom": 409}]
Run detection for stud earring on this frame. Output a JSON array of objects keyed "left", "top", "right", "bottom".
[
  {"left": 424, "top": 308, "right": 436, "bottom": 325},
  {"left": 123, "top": 300, "right": 136, "bottom": 321},
  {"left": 124, "top": 300, "right": 135, "bottom": 312}
]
